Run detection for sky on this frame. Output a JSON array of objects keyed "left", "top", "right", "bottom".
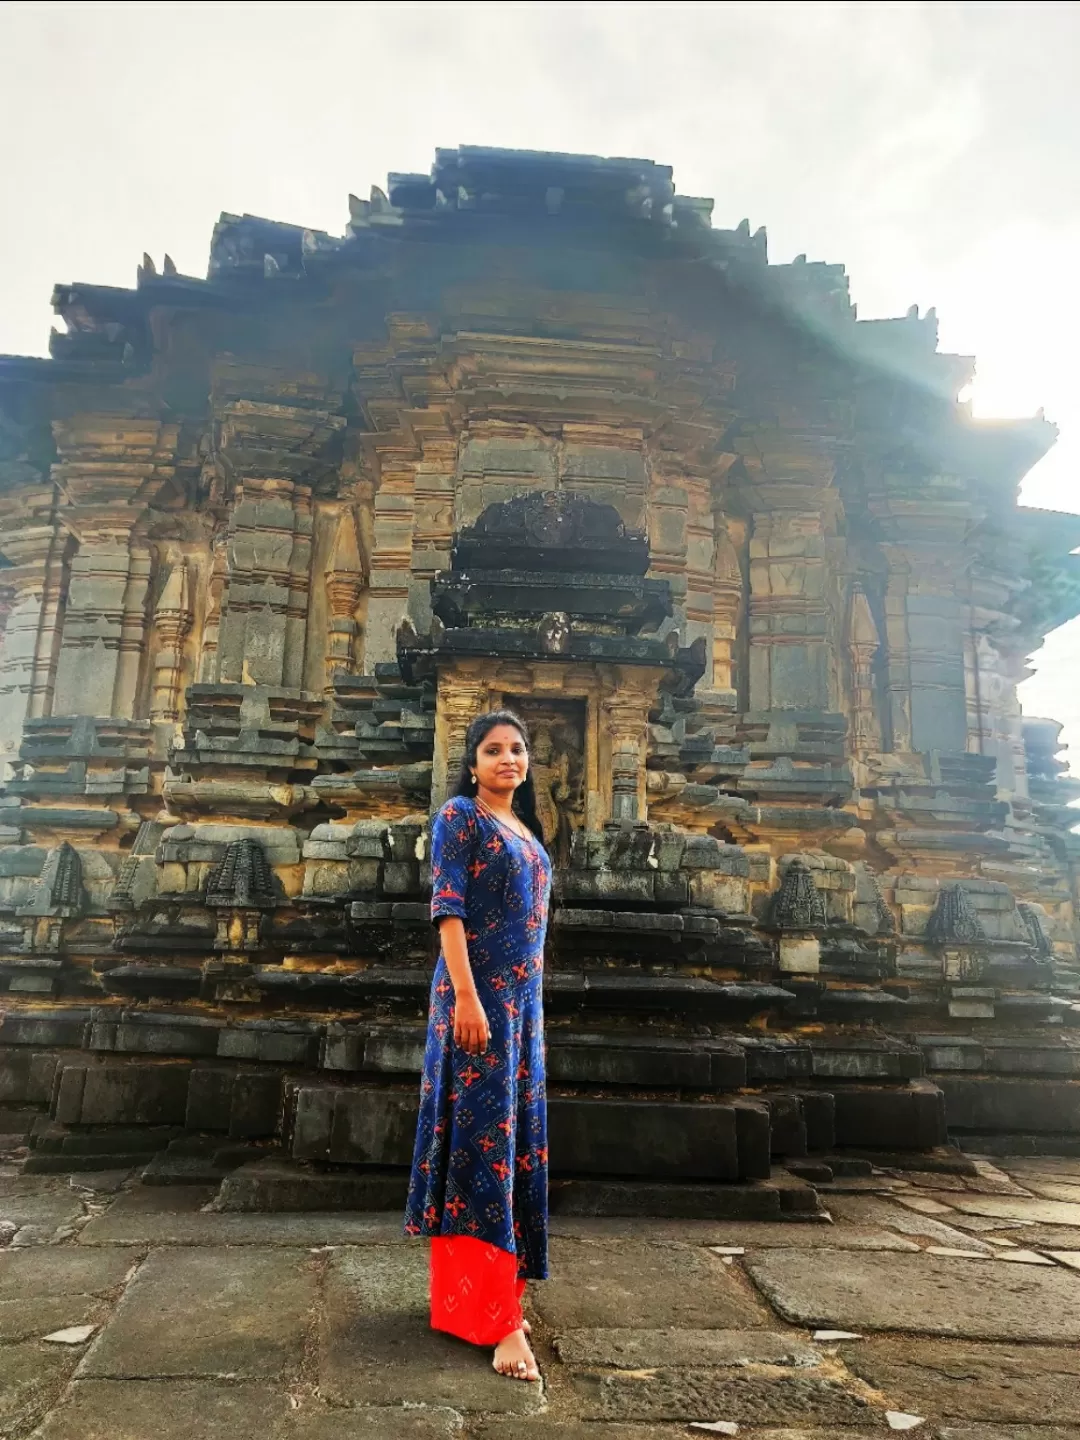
[{"left": 1, "top": 0, "right": 1078, "bottom": 755}]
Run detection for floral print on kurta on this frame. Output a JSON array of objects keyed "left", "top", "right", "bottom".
[{"left": 404, "top": 796, "right": 552, "bottom": 1280}]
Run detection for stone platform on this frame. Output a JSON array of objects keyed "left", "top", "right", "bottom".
[{"left": 0, "top": 1151, "right": 1079, "bottom": 1437}]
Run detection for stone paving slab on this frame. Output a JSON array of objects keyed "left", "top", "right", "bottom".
[
  {"left": 937, "top": 1430, "right": 1080, "bottom": 1440},
  {"left": 30, "top": 1380, "right": 465, "bottom": 1439},
  {"left": 974, "top": 1225, "right": 1080, "bottom": 1249},
  {"left": 824, "top": 1195, "right": 996, "bottom": 1251},
  {"left": 80, "top": 1206, "right": 403, "bottom": 1247},
  {"left": 746, "top": 1248, "right": 1080, "bottom": 1341},
  {"left": 554, "top": 1328, "right": 820, "bottom": 1368},
  {"left": 28, "top": 1379, "right": 290, "bottom": 1439},
  {"left": 549, "top": 1217, "right": 919, "bottom": 1251},
  {"left": 951, "top": 1196, "right": 1080, "bottom": 1227},
  {"left": 79, "top": 1247, "right": 316, "bottom": 1379},
  {"left": 0, "top": 1292, "right": 107, "bottom": 1342},
  {"left": 534, "top": 1238, "right": 771, "bottom": 1331},
  {"left": 1010, "top": 1180, "right": 1080, "bottom": 1204},
  {"left": 465, "top": 1425, "right": 684, "bottom": 1439},
  {"left": 0, "top": 1340, "right": 79, "bottom": 1437},
  {"left": 0, "top": 1247, "right": 133, "bottom": 1301},
  {"left": 319, "top": 1246, "right": 544, "bottom": 1416},
  {"left": 564, "top": 1366, "right": 882, "bottom": 1425},
  {"left": 0, "top": 1193, "right": 83, "bottom": 1234},
  {"left": 842, "top": 1336, "right": 1080, "bottom": 1424}
]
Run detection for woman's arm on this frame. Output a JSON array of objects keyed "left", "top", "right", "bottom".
[
  {"left": 429, "top": 802, "right": 489, "bottom": 1056},
  {"left": 437, "top": 916, "right": 490, "bottom": 1055}
]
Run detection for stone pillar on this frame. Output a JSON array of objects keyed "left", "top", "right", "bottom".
[
  {"left": 848, "top": 585, "right": 881, "bottom": 756},
  {"left": 324, "top": 508, "right": 366, "bottom": 689},
  {"left": 647, "top": 473, "right": 688, "bottom": 639},
  {"left": 682, "top": 473, "right": 714, "bottom": 679},
  {"left": 432, "top": 665, "right": 493, "bottom": 809},
  {"left": 149, "top": 555, "right": 194, "bottom": 722},
  {"left": 873, "top": 495, "right": 974, "bottom": 754},
  {"left": 0, "top": 488, "right": 69, "bottom": 773},
  {"left": 711, "top": 522, "right": 743, "bottom": 700},
  {"left": 216, "top": 480, "right": 312, "bottom": 687},
  {"left": 364, "top": 470, "right": 416, "bottom": 667},
  {"left": 197, "top": 536, "right": 227, "bottom": 684},
  {"left": 206, "top": 366, "right": 345, "bottom": 688},
  {"left": 747, "top": 494, "right": 832, "bottom": 712},
  {"left": 601, "top": 671, "right": 658, "bottom": 824},
  {"left": 49, "top": 417, "right": 177, "bottom": 720}
]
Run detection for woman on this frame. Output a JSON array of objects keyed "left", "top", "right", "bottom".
[{"left": 404, "top": 710, "right": 552, "bottom": 1383}]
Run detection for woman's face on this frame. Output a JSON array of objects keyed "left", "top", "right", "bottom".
[{"left": 474, "top": 723, "right": 529, "bottom": 797}]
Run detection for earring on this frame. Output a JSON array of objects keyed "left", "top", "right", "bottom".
[{"left": 469, "top": 772, "right": 477, "bottom": 788}]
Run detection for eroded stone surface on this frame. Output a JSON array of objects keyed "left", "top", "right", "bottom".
[
  {"left": 0, "top": 1193, "right": 83, "bottom": 1234},
  {"left": 319, "top": 1246, "right": 544, "bottom": 1415},
  {"left": 29, "top": 1379, "right": 290, "bottom": 1439},
  {"left": 549, "top": 1217, "right": 917, "bottom": 1251},
  {"left": 80, "top": 1207, "right": 402, "bottom": 1247},
  {"left": 0, "top": 1293, "right": 108, "bottom": 1342},
  {"left": 35, "top": 1381, "right": 465, "bottom": 1440},
  {"left": 466, "top": 1425, "right": 678, "bottom": 1439},
  {"left": 555, "top": 1328, "right": 820, "bottom": 1368},
  {"left": 936, "top": 1430, "right": 1080, "bottom": 1440},
  {"left": 844, "top": 1337, "right": 1080, "bottom": 1423},
  {"left": 747, "top": 1249, "right": 1080, "bottom": 1341},
  {"left": 951, "top": 1197, "right": 1080, "bottom": 1227},
  {"left": 79, "top": 1248, "right": 316, "bottom": 1379},
  {"left": 0, "top": 1247, "right": 133, "bottom": 1301},
  {"left": 535, "top": 1239, "right": 771, "bottom": 1331},
  {"left": 567, "top": 1367, "right": 878, "bottom": 1425},
  {"left": 0, "top": 1340, "right": 78, "bottom": 1436}
]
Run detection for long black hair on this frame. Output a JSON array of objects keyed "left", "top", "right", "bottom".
[{"left": 453, "top": 709, "right": 545, "bottom": 848}]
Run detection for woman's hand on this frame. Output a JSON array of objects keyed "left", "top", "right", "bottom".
[{"left": 453, "top": 989, "right": 490, "bottom": 1055}]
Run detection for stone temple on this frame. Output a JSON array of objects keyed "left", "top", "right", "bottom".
[{"left": 1, "top": 146, "right": 1079, "bottom": 1212}]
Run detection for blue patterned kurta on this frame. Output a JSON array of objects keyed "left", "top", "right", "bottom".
[{"left": 404, "top": 796, "right": 551, "bottom": 1280}]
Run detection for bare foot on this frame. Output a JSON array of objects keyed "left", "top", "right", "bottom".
[
  {"left": 493, "top": 1327, "right": 540, "bottom": 1381},
  {"left": 521, "top": 1318, "right": 531, "bottom": 1337}
]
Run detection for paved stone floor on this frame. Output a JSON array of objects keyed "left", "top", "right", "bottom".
[{"left": 1, "top": 1154, "right": 1080, "bottom": 1438}]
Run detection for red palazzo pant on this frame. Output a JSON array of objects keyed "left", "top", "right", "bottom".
[{"left": 430, "top": 1235, "right": 526, "bottom": 1345}]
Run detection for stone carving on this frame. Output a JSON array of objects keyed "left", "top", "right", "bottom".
[
  {"left": 454, "top": 489, "right": 646, "bottom": 574},
  {"left": 926, "top": 884, "right": 985, "bottom": 945},
  {"left": 871, "top": 874, "right": 897, "bottom": 936},
  {"left": 1017, "top": 900, "right": 1054, "bottom": 959},
  {"left": 18, "top": 843, "right": 84, "bottom": 918},
  {"left": 150, "top": 555, "right": 193, "bottom": 723},
  {"left": 515, "top": 705, "right": 584, "bottom": 866},
  {"left": 769, "top": 859, "right": 828, "bottom": 931},
  {"left": 205, "top": 839, "right": 277, "bottom": 909}
]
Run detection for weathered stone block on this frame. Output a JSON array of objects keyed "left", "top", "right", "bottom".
[
  {"left": 940, "top": 1076, "right": 1080, "bottom": 1135},
  {"left": 548, "top": 1098, "right": 739, "bottom": 1180},
  {"left": 61, "top": 1063, "right": 193, "bottom": 1126},
  {"left": 832, "top": 1082, "right": 946, "bottom": 1150}
]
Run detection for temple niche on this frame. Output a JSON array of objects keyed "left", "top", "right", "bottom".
[{"left": 1, "top": 146, "right": 1080, "bottom": 1211}]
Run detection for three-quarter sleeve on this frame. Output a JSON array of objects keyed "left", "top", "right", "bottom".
[{"left": 430, "top": 799, "right": 476, "bottom": 925}]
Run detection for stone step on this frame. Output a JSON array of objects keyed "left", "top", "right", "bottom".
[{"left": 213, "top": 1155, "right": 800, "bottom": 1218}]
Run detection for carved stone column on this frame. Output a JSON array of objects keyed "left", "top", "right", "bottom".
[
  {"left": 747, "top": 493, "right": 833, "bottom": 713},
  {"left": 601, "top": 670, "right": 659, "bottom": 823},
  {"left": 848, "top": 585, "right": 881, "bottom": 756},
  {"left": 0, "top": 487, "right": 69, "bottom": 771},
  {"left": 50, "top": 416, "right": 178, "bottom": 718},
  {"left": 872, "top": 489, "right": 975, "bottom": 755},
  {"left": 150, "top": 555, "right": 194, "bottom": 722},
  {"left": 324, "top": 508, "right": 366, "bottom": 689},
  {"left": 432, "top": 664, "right": 493, "bottom": 808},
  {"left": 196, "top": 535, "right": 227, "bottom": 683},
  {"left": 208, "top": 366, "right": 345, "bottom": 687},
  {"left": 711, "top": 523, "right": 743, "bottom": 700}
]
